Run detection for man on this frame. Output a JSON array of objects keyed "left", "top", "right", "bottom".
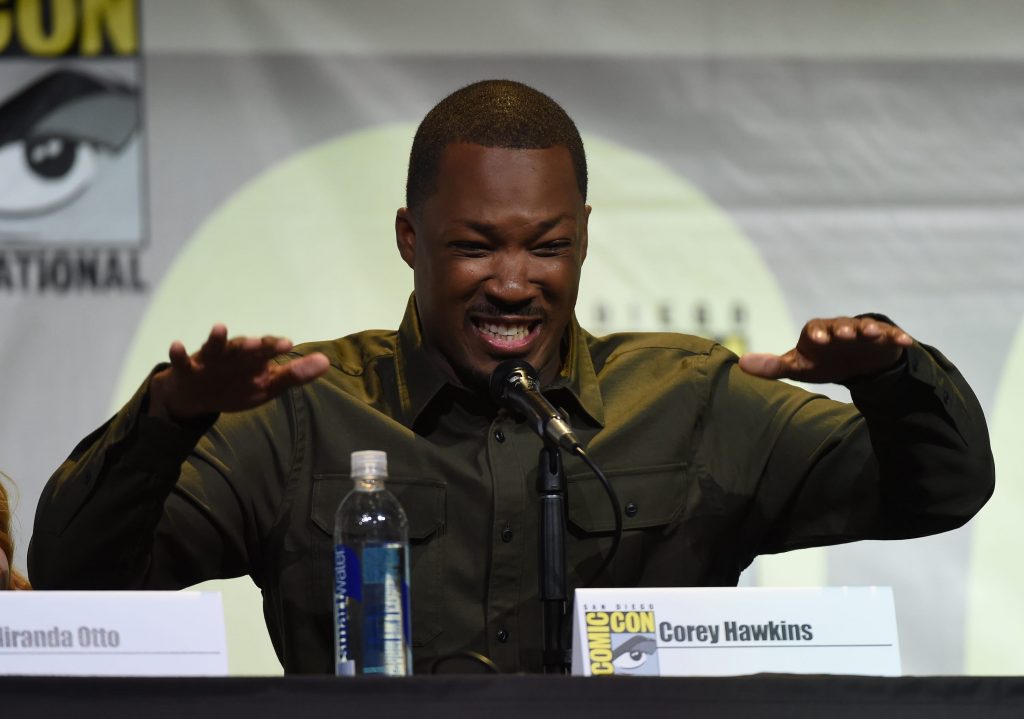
[{"left": 30, "top": 80, "right": 994, "bottom": 674}]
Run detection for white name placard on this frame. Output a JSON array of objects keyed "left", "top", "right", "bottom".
[
  {"left": 0, "top": 591, "right": 228, "bottom": 676},
  {"left": 572, "top": 587, "right": 900, "bottom": 677}
]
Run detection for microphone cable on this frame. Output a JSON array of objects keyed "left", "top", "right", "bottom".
[
  {"left": 487, "top": 359, "right": 624, "bottom": 585},
  {"left": 570, "top": 445, "right": 622, "bottom": 587}
]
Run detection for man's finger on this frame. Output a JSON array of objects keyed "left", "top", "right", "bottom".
[
  {"left": 262, "top": 353, "right": 331, "bottom": 394},
  {"left": 890, "top": 327, "right": 914, "bottom": 346},
  {"left": 239, "top": 336, "right": 263, "bottom": 353},
  {"left": 198, "top": 324, "right": 229, "bottom": 361},
  {"left": 168, "top": 341, "right": 191, "bottom": 371},
  {"left": 804, "top": 319, "right": 831, "bottom": 344},
  {"left": 738, "top": 352, "right": 786, "bottom": 379},
  {"left": 859, "top": 320, "right": 884, "bottom": 340},
  {"left": 256, "top": 335, "right": 294, "bottom": 361},
  {"left": 262, "top": 335, "right": 293, "bottom": 357},
  {"left": 852, "top": 319, "right": 913, "bottom": 346},
  {"left": 291, "top": 352, "right": 330, "bottom": 381},
  {"left": 832, "top": 317, "right": 859, "bottom": 341}
]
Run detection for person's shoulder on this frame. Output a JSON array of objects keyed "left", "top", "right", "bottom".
[
  {"left": 582, "top": 330, "right": 740, "bottom": 398},
  {"left": 286, "top": 328, "right": 399, "bottom": 377},
  {"left": 585, "top": 329, "right": 726, "bottom": 366}
]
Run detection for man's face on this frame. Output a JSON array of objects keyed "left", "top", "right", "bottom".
[{"left": 396, "top": 142, "right": 589, "bottom": 390}]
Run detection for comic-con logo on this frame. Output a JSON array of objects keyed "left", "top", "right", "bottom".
[
  {"left": 585, "top": 610, "right": 660, "bottom": 676},
  {"left": 0, "top": 68, "right": 138, "bottom": 219},
  {"left": 0, "top": 0, "right": 144, "bottom": 292}
]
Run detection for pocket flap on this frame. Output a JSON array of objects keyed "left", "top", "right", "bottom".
[
  {"left": 311, "top": 475, "right": 446, "bottom": 540},
  {"left": 567, "top": 463, "right": 687, "bottom": 533}
]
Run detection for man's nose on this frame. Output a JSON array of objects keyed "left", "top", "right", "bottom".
[{"left": 485, "top": 252, "right": 537, "bottom": 308}]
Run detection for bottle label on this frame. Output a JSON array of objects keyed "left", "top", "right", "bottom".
[
  {"left": 334, "top": 544, "right": 359, "bottom": 676},
  {"left": 334, "top": 542, "right": 411, "bottom": 676},
  {"left": 360, "top": 543, "right": 410, "bottom": 676}
]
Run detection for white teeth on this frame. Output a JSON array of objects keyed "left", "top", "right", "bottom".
[{"left": 480, "top": 322, "right": 531, "bottom": 341}]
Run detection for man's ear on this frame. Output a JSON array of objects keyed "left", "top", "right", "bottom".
[
  {"left": 395, "top": 208, "right": 416, "bottom": 269},
  {"left": 580, "top": 204, "right": 591, "bottom": 264}
]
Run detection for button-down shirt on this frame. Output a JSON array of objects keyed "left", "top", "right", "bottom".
[{"left": 30, "top": 298, "right": 994, "bottom": 673}]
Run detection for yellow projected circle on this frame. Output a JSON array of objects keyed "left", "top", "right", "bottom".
[
  {"left": 966, "top": 316, "right": 1024, "bottom": 673},
  {"left": 113, "top": 124, "right": 809, "bottom": 674},
  {"left": 115, "top": 126, "right": 798, "bottom": 400}
]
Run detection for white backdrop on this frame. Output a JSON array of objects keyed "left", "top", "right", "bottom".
[{"left": 1, "top": 0, "right": 1022, "bottom": 675}]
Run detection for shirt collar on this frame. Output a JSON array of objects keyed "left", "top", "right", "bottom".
[
  {"left": 394, "top": 296, "right": 450, "bottom": 429},
  {"left": 394, "top": 295, "right": 606, "bottom": 430},
  {"left": 545, "top": 315, "right": 605, "bottom": 429}
]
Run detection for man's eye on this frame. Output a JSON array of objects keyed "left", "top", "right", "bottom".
[
  {"left": 451, "top": 242, "right": 490, "bottom": 256},
  {"left": 533, "top": 240, "right": 572, "bottom": 256}
]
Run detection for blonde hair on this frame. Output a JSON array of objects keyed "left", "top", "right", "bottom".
[{"left": 1, "top": 473, "right": 31, "bottom": 590}]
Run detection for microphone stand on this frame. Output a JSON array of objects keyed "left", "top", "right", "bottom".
[
  {"left": 487, "top": 360, "right": 586, "bottom": 674},
  {"left": 537, "top": 442, "right": 571, "bottom": 674}
]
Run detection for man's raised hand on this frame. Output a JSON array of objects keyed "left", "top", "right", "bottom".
[
  {"left": 738, "top": 316, "right": 913, "bottom": 384},
  {"left": 148, "top": 324, "right": 330, "bottom": 422}
]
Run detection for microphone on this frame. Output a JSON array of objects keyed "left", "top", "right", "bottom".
[{"left": 488, "top": 359, "right": 581, "bottom": 452}]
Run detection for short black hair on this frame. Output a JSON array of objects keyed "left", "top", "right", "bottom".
[{"left": 406, "top": 79, "right": 587, "bottom": 210}]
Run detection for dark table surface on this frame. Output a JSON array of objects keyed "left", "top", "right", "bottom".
[{"left": 5, "top": 674, "right": 1024, "bottom": 719}]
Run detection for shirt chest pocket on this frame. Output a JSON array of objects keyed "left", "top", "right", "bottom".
[
  {"left": 310, "top": 475, "right": 447, "bottom": 646},
  {"left": 565, "top": 463, "right": 688, "bottom": 586}
]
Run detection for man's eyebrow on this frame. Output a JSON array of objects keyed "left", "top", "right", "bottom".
[{"left": 455, "top": 215, "right": 574, "bottom": 239}]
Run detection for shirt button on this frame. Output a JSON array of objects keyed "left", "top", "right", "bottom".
[
  {"left": 501, "top": 527, "right": 514, "bottom": 543},
  {"left": 624, "top": 502, "right": 639, "bottom": 517},
  {"left": 497, "top": 628, "right": 509, "bottom": 643},
  {"left": 495, "top": 429, "right": 506, "bottom": 443}
]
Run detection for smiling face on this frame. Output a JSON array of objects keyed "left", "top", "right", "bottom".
[{"left": 396, "top": 142, "right": 589, "bottom": 390}]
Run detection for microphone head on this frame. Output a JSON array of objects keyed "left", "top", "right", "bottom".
[{"left": 489, "top": 359, "right": 539, "bottom": 404}]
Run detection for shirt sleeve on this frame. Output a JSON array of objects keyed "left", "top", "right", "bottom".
[
  {"left": 28, "top": 368, "right": 297, "bottom": 591},
  {"left": 700, "top": 341, "right": 995, "bottom": 560}
]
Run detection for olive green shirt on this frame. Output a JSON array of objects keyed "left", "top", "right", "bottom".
[{"left": 30, "top": 299, "right": 994, "bottom": 674}]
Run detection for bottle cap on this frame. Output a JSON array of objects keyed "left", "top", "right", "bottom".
[{"left": 350, "top": 450, "right": 388, "bottom": 479}]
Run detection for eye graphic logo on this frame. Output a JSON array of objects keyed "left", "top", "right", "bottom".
[
  {"left": 585, "top": 610, "right": 661, "bottom": 676},
  {"left": 0, "top": 68, "right": 140, "bottom": 236},
  {"left": 0, "top": 0, "right": 145, "bottom": 292}
]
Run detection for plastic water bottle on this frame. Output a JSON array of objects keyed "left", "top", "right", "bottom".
[{"left": 333, "top": 450, "right": 413, "bottom": 676}]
